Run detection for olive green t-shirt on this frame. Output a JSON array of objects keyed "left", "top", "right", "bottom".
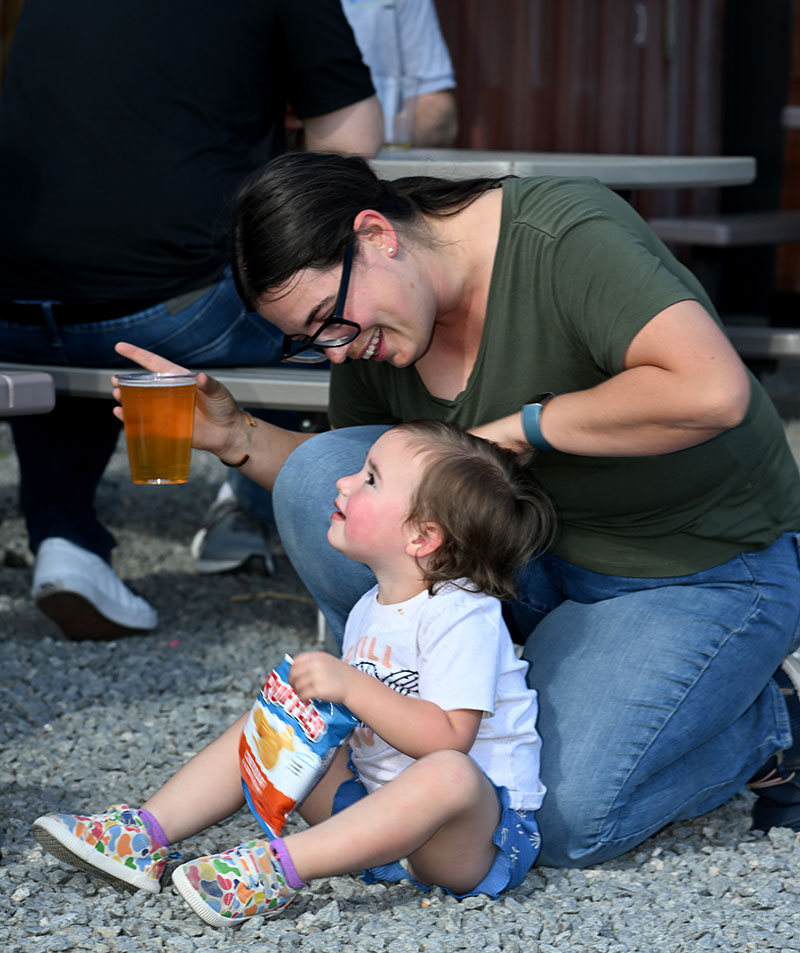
[{"left": 329, "top": 176, "right": 800, "bottom": 576}]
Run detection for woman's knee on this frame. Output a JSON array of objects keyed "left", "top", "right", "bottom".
[
  {"left": 274, "top": 431, "right": 332, "bottom": 506},
  {"left": 274, "top": 426, "right": 388, "bottom": 516},
  {"left": 535, "top": 789, "right": 620, "bottom": 868}
]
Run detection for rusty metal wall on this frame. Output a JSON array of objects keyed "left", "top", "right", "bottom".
[{"left": 434, "top": 0, "right": 725, "bottom": 217}]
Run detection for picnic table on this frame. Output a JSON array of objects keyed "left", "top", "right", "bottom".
[{"left": 371, "top": 149, "right": 756, "bottom": 190}]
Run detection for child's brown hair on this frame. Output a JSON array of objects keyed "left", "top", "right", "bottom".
[{"left": 394, "top": 420, "right": 556, "bottom": 600}]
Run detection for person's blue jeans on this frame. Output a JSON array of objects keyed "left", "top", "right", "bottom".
[
  {"left": 1, "top": 269, "right": 298, "bottom": 561},
  {"left": 274, "top": 426, "right": 800, "bottom": 867}
]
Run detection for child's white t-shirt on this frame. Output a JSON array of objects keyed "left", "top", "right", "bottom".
[{"left": 341, "top": 580, "right": 546, "bottom": 811}]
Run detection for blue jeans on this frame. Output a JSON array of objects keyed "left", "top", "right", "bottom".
[
  {"left": 1, "top": 270, "right": 292, "bottom": 560},
  {"left": 274, "top": 426, "right": 800, "bottom": 867}
]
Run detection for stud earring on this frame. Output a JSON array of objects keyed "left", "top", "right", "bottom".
[{"left": 387, "top": 246, "right": 395, "bottom": 254}]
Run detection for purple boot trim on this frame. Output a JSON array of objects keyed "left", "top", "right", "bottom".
[
  {"left": 270, "top": 837, "right": 307, "bottom": 888},
  {"left": 139, "top": 808, "right": 170, "bottom": 848}
]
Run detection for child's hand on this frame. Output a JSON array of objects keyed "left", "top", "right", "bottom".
[{"left": 290, "top": 652, "right": 353, "bottom": 706}]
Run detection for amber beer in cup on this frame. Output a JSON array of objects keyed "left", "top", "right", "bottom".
[{"left": 116, "top": 372, "right": 197, "bottom": 484}]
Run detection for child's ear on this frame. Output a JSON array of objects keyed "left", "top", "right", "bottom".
[{"left": 406, "top": 521, "right": 443, "bottom": 559}]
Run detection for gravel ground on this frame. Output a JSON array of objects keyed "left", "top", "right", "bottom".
[{"left": 3, "top": 417, "right": 800, "bottom": 953}]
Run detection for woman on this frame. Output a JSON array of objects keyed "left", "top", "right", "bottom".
[{"left": 116, "top": 151, "right": 800, "bottom": 867}]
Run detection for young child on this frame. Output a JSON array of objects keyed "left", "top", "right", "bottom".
[{"left": 32, "top": 420, "right": 555, "bottom": 927}]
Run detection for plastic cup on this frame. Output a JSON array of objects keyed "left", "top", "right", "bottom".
[
  {"left": 373, "top": 74, "right": 419, "bottom": 149},
  {"left": 116, "top": 372, "right": 197, "bottom": 485}
]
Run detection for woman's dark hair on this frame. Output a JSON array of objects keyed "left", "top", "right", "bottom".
[
  {"left": 231, "top": 152, "right": 506, "bottom": 310},
  {"left": 393, "top": 420, "right": 557, "bottom": 601}
]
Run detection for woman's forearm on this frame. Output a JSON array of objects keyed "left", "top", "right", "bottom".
[
  {"left": 471, "top": 375, "right": 745, "bottom": 459},
  {"left": 471, "top": 302, "right": 751, "bottom": 458},
  {"left": 216, "top": 412, "right": 315, "bottom": 492}
]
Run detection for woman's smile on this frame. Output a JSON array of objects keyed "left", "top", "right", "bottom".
[{"left": 354, "top": 327, "right": 382, "bottom": 360}]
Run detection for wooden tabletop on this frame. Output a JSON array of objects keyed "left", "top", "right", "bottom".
[{"left": 371, "top": 149, "right": 756, "bottom": 190}]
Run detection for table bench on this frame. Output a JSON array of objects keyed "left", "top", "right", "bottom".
[
  {"left": 648, "top": 210, "right": 800, "bottom": 247},
  {"left": 644, "top": 214, "right": 800, "bottom": 364},
  {"left": 643, "top": 106, "right": 800, "bottom": 366},
  {"left": 0, "top": 369, "right": 56, "bottom": 416},
  {"left": 2, "top": 325, "right": 798, "bottom": 422},
  {"left": 0, "top": 363, "right": 330, "bottom": 412},
  {"left": 725, "top": 327, "right": 800, "bottom": 362},
  {"left": 372, "top": 150, "right": 757, "bottom": 190}
]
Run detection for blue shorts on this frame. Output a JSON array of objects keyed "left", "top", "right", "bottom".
[{"left": 332, "top": 759, "right": 541, "bottom": 899}]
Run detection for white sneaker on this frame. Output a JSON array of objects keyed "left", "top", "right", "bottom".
[{"left": 32, "top": 538, "right": 158, "bottom": 640}]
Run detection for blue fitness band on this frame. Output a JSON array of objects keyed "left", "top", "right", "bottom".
[{"left": 522, "top": 394, "right": 555, "bottom": 451}]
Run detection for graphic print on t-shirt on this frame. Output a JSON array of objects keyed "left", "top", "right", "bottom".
[{"left": 344, "top": 637, "right": 419, "bottom": 748}]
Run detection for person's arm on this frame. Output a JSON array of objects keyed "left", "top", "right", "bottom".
[
  {"left": 394, "top": 0, "right": 457, "bottom": 146},
  {"left": 470, "top": 299, "right": 752, "bottom": 457},
  {"left": 282, "top": 0, "right": 381, "bottom": 157},
  {"left": 412, "top": 89, "right": 458, "bottom": 146},
  {"left": 303, "top": 95, "right": 383, "bottom": 157},
  {"left": 112, "top": 341, "right": 312, "bottom": 491},
  {"left": 289, "top": 651, "right": 482, "bottom": 757}
]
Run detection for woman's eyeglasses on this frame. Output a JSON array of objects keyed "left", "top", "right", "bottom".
[{"left": 281, "top": 239, "right": 361, "bottom": 364}]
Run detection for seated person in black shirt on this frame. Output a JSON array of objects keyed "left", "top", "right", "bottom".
[{"left": 0, "top": 0, "right": 381, "bottom": 640}]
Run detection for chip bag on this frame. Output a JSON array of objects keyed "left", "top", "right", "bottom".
[{"left": 239, "top": 654, "right": 358, "bottom": 838}]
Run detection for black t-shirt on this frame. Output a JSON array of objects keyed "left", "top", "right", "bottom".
[{"left": 0, "top": 0, "right": 373, "bottom": 303}]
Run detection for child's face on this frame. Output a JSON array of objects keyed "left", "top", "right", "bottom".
[{"left": 328, "top": 429, "right": 426, "bottom": 571}]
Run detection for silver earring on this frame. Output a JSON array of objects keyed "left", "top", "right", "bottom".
[{"left": 387, "top": 246, "right": 395, "bottom": 254}]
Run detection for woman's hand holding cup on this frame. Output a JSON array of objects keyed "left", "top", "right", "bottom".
[{"left": 112, "top": 341, "right": 246, "bottom": 464}]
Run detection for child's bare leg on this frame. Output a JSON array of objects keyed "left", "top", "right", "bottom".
[
  {"left": 141, "top": 713, "right": 248, "bottom": 843},
  {"left": 284, "top": 749, "right": 500, "bottom": 895},
  {"left": 297, "top": 745, "right": 356, "bottom": 826}
]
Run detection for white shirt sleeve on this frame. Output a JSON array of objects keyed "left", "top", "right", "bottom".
[
  {"left": 415, "top": 589, "right": 503, "bottom": 715},
  {"left": 341, "top": 0, "right": 456, "bottom": 95}
]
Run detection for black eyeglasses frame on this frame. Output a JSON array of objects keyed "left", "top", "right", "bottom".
[{"left": 280, "top": 238, "right": 361, "bottom": 364}]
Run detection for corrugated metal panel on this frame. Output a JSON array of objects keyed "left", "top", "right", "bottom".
[{"left": 434, "top": 0, "right": 724, "bottom": 216}]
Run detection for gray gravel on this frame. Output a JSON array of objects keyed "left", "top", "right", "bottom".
[{"left": 3, "top": 415, "right": 800, "bottom": 953}]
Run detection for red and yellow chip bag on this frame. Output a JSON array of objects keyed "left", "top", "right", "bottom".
[{"left": 239, "top": 654, "right": 358, "bottom": 837}]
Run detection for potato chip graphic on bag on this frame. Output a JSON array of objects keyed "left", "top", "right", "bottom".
[
  {"left": 252, "top": 707, "right": 296, "bottom": 768},
  {"left": 239, "top": 654, "right": 358, "bottom": 838}
]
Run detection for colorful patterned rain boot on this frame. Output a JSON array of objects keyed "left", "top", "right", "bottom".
[
  {"left": 172, "top": 839, "right": 298, "bottom": 927},
  {"left": 32, "top": 803, "right": 169, "bottom": 893}
]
